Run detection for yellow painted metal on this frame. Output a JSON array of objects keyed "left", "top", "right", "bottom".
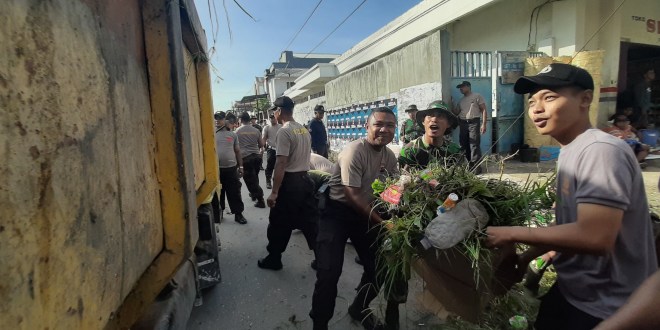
[
  {"left": 108, "top": 1, "right": 198, "bottom": 328},
  {"left": 183, "top": 48, "right": 207, "bottom": 191},
  {"left": 195, "top": 59, "right": 221, "bottom": 207}
]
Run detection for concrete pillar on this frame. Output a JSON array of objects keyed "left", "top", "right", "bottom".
[{"left": 440, "top": 29, "right": 452, "bottom": 107}]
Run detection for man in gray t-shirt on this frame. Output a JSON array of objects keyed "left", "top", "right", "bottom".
[
  {"left": 236, "top": 111, "right": 265, "bottom": 208},
  {"left": 455, "top": 80, "right": 487, "bottom": 172},
  {"left": 257, "top": 96, "right": 319, "bottom": 273},
  {"left": 261, "top": 114, "right": 281, "bottom": 189},
  {"left": 486, "top": 63, "right": 657, "bottom": 329},
  {"left": 214, "top": 111, "right": 246, "bottom": 224},
  {"left": 311, "top": 107, "right": 399, "bottom": 329}
]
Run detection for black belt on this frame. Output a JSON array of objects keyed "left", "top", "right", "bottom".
[{"left": 459, "top": 118, "right": 481, "bottom": 123}]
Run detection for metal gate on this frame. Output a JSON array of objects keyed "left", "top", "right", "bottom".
[{"left": 450, "top": 50, "right": 547, "bottom": 154}]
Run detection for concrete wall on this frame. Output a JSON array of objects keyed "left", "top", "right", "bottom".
[
  {"left": 450, "top": 0, "right": 551, "bottom": 52},
  {"left": 326, "top": 31, "right": 442, "bottom": 109},
  {"left": 293, "top": 96, "right": 327, "bottom": 126},
  {"left": 0, "top": 1, "right": 163, "bottom": 328},
  {"left": 450, "top": 0, "right": 658, "bottom": 126}
]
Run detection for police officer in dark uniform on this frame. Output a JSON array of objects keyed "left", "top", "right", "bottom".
[
  {"left": 258, "top": 96, "right": 319, "bottom": 271},
  {"left": 310, "top": 107, "right": 399, "bottom": 330}
]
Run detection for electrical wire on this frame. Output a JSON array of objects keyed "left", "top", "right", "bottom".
[
  {"left": 571, "top": 0, "right": 627, "bottom": 62},
  {"left": 304, "top": 0, "right": 367, "bottom": 56},
  {"left": 283, "top": 0, "right": 324, "bottom": 52}
]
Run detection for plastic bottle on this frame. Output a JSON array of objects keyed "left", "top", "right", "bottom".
[{"left": 436, "top": 193, "right": 459, "bottom": 215}]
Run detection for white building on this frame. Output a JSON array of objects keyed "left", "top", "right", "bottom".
[
  {"left": 263, "top": 51, "right": 339, "bottom": 104},
  {"left": 286, "top": 0, "right": 660, "bottom": 152}
]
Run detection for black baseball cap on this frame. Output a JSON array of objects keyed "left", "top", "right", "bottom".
[
  {"left": 271, "top": 96, "right": 294, "bottom": 110},
  {"left": 456, "top": 81, "right": 471, "bottom": 88},
  {"left": 314, "top": 105, "right": 325, "bottom": 112},
  {"left": 239, "top": 111, "right": 251, "bottom": 122},
  {"left": 214, "top": 111, "right": 226, "bottom": 120},
  {"left": 514, "top": 63, "right": 594, "bottom": 94}
]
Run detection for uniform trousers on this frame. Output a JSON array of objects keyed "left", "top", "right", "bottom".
[
  {"left": 242, "top": 153, "right": 263, "bottom": 199},
  {"left": 267, "top": 172, "right": 319, "bottom": 255},
  {"left": 535, "top": 284, "right": 603, "bottom": 330},
  {"left": 313, "top": 144, "right": 329, "bottom": 159},
  {"left": 265, "top": 148, "right": 277, "bottom": 180},
  {"left": 310, "top": 198, "right": 381, "bottom": 325},
  {"left": 459, "top": 118, "right": 482, "bottom": 164},
  {"left": 219, "top": 166, "right": 244, "bottom": 214}
]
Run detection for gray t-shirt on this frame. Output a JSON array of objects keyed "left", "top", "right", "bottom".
[
  {"left": 458, "top": 92, "right": 486, "bottom": 120},
  {"left": 309, "top": 153, "right": 335, "bottom": 174},
  {"left": 262, "top": 124, "right": 281, "bottom": 149},
  {"left": 328, "top": 138, "right": 399, "bottom": 205},
  {"left": 235, "top": 124, "right": 261, "bottom": 158},
  {"left": 276, "top": 121, "right": 311, "bottom": 172},
  {"left": 214, "top": 128, "right": 238, "bottom": 168},
  {"left": 554, "top": 128, "right": 657, "bottom": 319}
]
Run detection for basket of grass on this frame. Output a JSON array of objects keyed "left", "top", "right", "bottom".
[{"left": 372, "top": 160, "right": 555, "bottom": 322}]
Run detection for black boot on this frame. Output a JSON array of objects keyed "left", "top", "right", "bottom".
[
  {"left": 257, "top": 254, "right": 283, "bottom": 270},
  {"left": 234, "top": 213, "right": 247, "bottom": 225},
  {"left": 266, "top": 177, "right": 272, "bottom": 189},
  {"left": 348, "top": 285, "right": 383, "bottom": 330},
  {"left": 254, "top": 198, "right": 266, "bottom": 208},
  {"left": 384, "top": 301, "right": 400, "bottom": 330}
]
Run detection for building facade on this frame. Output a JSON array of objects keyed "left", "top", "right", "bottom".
[{"left": 286, "top": 0, "right": 660, "bottom": 152}]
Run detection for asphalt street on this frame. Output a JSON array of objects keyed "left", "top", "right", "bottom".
[{"left": 187, "top": 161, "right": 443, "bottom": 330}]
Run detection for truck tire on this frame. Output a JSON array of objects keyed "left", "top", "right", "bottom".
[{"left": 195, "top": 203, "right": 222, "bottom": 289}]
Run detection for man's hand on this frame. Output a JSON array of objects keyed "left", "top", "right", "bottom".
[
  {"left": 237, "top": 167, "right": 244, "bottom": 178},
  {"left": 480, "top": 123, "right": 487, "bottom": 134},
  {"left": 485, "top": 226, "right": 514, "bottom": 248},
  {"left": 267, "top": 192, "right": 278, "bottom": 208}
]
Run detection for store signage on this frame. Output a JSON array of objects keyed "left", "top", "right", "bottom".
[
  {"left": 647, "top": 18, "right": 660, "bottom": 34},
  {"left": 631, "top": 16, "right": 660, "bottom": 34}
]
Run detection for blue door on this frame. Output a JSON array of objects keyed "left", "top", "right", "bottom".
[
  {"left": 450, "top": 78, "right": 493, "bottom": 155},
  {"left": 495, "top": 81, "right": 525, "bottom": 153}
]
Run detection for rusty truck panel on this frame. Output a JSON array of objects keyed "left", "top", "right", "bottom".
[{"left": 0, "top": 0, "right": 219, "bottom": 328}]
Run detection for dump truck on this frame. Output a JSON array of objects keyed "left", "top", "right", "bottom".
[{"left": 1, "top": 0, "right": 223, "bottom": 328}]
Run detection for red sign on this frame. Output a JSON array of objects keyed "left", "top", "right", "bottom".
[{"left": 647, "top": 18, "right": 660, "bottom": 34}]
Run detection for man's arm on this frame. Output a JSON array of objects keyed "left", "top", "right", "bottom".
[
  {"left": 479, "top": 101, "right": 487, "bottom": 134},
  {"left": 261, "top": 127, "right": 268, "bottom": 148},
  {"left": 266, "top": 155, "right": 288, "bottom": 207},
  {"left": 486, "top": 203, "right": 623, "bottom": 255},
  {"left": 344, "top": 186, "right": 384, "bottom": 225},
  {"left": 595, "top": 271, "right": 660, "bottom": 330},
  {"left": 234, "top": 143, "right": 243, "bottom": 177}
]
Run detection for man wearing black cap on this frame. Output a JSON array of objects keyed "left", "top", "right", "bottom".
[
  {"left": 455, "top": 81, "right": 487, "bottom": 172},
  {"left": 251, "top": 114, "right": 263, "bottom": 132},
  {"left": 309, "top": 105, "right": 329, "bottom": 159},
  {"left": 236, "top": 111, "right": 266, "bottom": 208},
  {"left": 258, "top": 96, "right": 319, "bottom": 272},
  {"left": 401, "top": 104, "right": 424, "bottom": 144},
  {"left": 214, "top": 111, "right": 247, "bottom": 224},
  {"left": 485, "top": 63, "right": 657, "bottom": 330},
  {"left": 399, "top": 100, "right": 463, "bottom": 170},
  {"left": 261, "top": 112, "right": 281, "bottom": 189}
]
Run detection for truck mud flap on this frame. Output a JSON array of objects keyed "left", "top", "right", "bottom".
[
  {"left": 195, "top": 203, "right": 222, "bottom": 289},
  {"left": 133, "top": 259, "right": 197, "bottom": 330}
]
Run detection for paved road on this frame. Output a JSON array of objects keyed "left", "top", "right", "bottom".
[
  {"left": 187, "top": 157, "right": 660, "bottom": 330},
  {"left": 187, "top": 164, "right": 443, "bottom": 330}
]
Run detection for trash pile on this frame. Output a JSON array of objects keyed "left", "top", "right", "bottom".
[{"left": 371, "top": 162, "right": 555, "bottom": 296}]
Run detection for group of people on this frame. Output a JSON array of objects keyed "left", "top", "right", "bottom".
[
  {"left": 401, "top": 80, "right": 488, "bottom": 173},
  {"left": 215, "top": 63, "right": 659, "bottom": 330}
]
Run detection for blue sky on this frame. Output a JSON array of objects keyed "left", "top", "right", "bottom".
[{"left": 193, "top": 0, "right": 420, "bottom": 111}]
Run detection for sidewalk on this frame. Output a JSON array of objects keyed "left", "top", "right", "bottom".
[{"left": 484, "top": 158, "right": 660, "bottom": 213}]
